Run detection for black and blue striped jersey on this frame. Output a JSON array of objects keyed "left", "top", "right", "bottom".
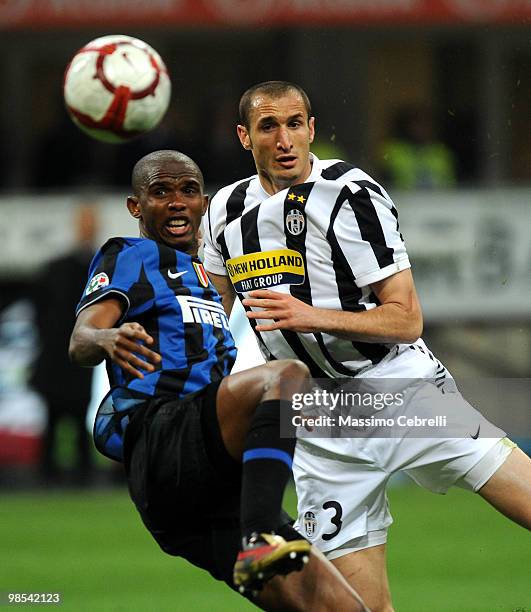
[{"left": 76, "top": 237, "right": 237, "bottom": 399}]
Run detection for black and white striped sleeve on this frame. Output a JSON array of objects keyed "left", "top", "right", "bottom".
[
  {"left": 203, "top": 189, "right": 228, "bottom": 276},
  {"left": 328, "top": 183, "right": 410, "bottom": 288}
]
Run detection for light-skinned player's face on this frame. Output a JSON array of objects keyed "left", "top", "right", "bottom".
[
  {"left": 127, "top": 160, "right": 207, "bottom": 255},
  {"left": 237, "top": 91, "right": 315, "bottom": 195}
]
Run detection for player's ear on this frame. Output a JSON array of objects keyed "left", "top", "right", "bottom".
[
  {"left": 201, "top": 195, "right": 208, "bottom": 216},
  {"left": 237, "top": 124, "right": 252, "bottom": 150},
  {"left": 127, "top": 196, "right": 141, "bottom": 219},
  {"left": 308, "top": 116, "right": 315, "bottom": 144}
]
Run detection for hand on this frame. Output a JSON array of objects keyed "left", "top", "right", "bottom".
[
  {"left": 242, "top": 290, "right": 321, "bottom": 333},
  {"left": 101, "top": 322, "right": 161, "bottom": 379}
]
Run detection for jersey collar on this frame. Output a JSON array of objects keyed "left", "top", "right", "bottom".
[{"left": 307, "top": 152, "right": 322, "bottom": 183}]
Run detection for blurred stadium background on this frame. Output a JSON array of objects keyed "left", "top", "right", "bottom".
[{"left": 0, "top": 2, "right": 529, "bottom": 610}]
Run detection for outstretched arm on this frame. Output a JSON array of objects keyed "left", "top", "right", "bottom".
[
  {"left": 243, "top": 269, "right": 423, "bottom": 345},
  {"left": 69, "top": 298, "right": 161, "bottom": 379}
]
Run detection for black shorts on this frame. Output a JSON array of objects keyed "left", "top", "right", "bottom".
[
  {"left": 123, "top": 381, "right": 240, "bottom": 585},
  {"left": 123, "top": 381, "right": 297, "bottom": 587}
]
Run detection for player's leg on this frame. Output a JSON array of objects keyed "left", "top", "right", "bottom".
[
  {"left": 214, "top": 360, "right": 313, "bottom": 589},
  {"left": 216, "top": 360, "right": 309, "bottom": 536},
  {"left": 207, "top": 524, "right": 369, "bottom": 610},
  {"left": 292, "top": 437, "right": 394, "bottom": 610},
  {"left": 204, "top": 467, "right": 369, "bottom": 610},
  {"left": 474, "top": 444, "right": 531, "bottom": 529},
  {"left": 402, "top": 353, "right": 531, "bottom": 528},
  {"left": 210, "top": 517, "right": 368, "bottom": 610},
  {"left": 256, "top": 547, "right": 369, "bottom": 611},
  {"left": 215, "top": 359, "right": 310, "bottom": 459},
  {"left": 330, "top": 545, "right": 393, "bottom": 612}
]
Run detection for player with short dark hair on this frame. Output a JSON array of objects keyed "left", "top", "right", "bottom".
[
  {"left": 239, "top": 81, "right": 312, "bottom": 131},
  {"left": 69, "top": 150, "right": 367, "bottom": 610},
  {"left": 203, "top": 82, "right": 531, "bottom": 611}
]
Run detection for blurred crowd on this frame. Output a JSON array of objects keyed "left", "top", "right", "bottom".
[{"left": 16, "top": 96, "right": 461, "bottom": 194}]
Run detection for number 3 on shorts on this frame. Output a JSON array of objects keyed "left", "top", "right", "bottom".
[{"left": 322, "top": 500, "right": 343, "bottom": 541}]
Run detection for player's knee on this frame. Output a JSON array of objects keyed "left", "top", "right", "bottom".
[
  {"left": 264, "top": 359, "right": 310, "bottom": 397},
  {"left": 275, "top": 359, "right": 310, "bottom": 381}
]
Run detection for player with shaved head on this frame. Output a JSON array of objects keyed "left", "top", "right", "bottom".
[{"left": 69, "top": 150, "right": 367, "bottom": 610}]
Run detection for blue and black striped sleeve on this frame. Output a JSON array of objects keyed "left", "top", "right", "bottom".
[{"left": 75, "top": 238, "right": 153, "bottom": 320}]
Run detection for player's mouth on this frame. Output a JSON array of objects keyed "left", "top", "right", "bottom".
[
  {"left": 165, "top": 216, "right": 190, "bottom": 237},
  {"left": 276, "top": 155, "right": 298, "bottom": 169}
]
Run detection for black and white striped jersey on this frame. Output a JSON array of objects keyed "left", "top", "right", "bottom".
[{"left": 203, "top": 155, "right": 413, "bottom": 378}]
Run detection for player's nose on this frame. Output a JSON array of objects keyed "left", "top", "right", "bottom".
[
  {"left": 276, "top": 127, "right": 292, "bottom": 151},
  {"left": 168, "top": 197, "right": 186, "bottom": 210}
]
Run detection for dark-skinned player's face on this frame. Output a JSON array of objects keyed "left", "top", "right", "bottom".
[{"left": 127, "top": 159, "right": 207, "bottom": 255}]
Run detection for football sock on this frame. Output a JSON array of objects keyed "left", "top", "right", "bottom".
[{"left": 240, "top": 399, "right": 296, "bottom": 539}]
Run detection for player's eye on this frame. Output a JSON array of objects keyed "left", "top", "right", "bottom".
[
  {"left": 181, "top": 182, "right": 199, "bottom": 194},
  {"left": 289, "top": 120, "right": 302, "bottom": 128},
  {"left": 150, "top": 183, "right": 172, "bottom": 197}
]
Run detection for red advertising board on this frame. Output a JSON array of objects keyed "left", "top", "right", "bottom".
[{"left": 0, "top": 0, "right": 529, "bottom": 29}]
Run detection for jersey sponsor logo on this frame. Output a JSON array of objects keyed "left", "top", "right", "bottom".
[
  {"left": 193, "top": 261, "right": 209, "bottom": 288},
  {"left": 167, "top": 269, "right": 187, "bottom": 280},
  {"left": 303, "top": 510, "right": 317, "bottom": 538},
  {"left": 225, "top": 248, "right": 305, "bottom": 293},
  {"left": 176, "top": 295, "right": 230, "bottom": 330},
  {"left": 85, "top": 272, "right": 109, "bottom": 295},
  {"left": 285, "top": 208, "right": 305, "bottom": 235}
]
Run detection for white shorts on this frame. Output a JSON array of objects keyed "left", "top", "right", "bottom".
[{"left": 292, "top": 341, "right": 512, "bottom": 557}]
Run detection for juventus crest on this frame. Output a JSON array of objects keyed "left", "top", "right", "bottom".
[{"left": 285, "top": 209, "right": 305, "bottom": 236}]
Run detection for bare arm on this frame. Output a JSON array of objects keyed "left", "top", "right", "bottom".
[
  {"left": 207, "top": 271, "right": 237, "bottom": 316},
  {"left": 69, "top": 298, "right": 161, "bottom": 379},
  {"left": 243, "top": 268, "right": 423, "bottom": 344}
]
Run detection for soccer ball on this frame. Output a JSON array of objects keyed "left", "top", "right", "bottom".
[{"left": 63, "top": 35, "right": 171, "bottom": 143}]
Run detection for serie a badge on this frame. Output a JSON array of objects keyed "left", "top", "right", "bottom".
[
  {"left": 193, "top": 261, "right": 209, "bottom": 288},
  {"left": 85, "top": 272, "right": 109, "bottom": 295}
]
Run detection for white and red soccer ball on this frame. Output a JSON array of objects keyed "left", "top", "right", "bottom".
[{"left": 63, "top": 35, "right": 171, "bottom": 143}]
